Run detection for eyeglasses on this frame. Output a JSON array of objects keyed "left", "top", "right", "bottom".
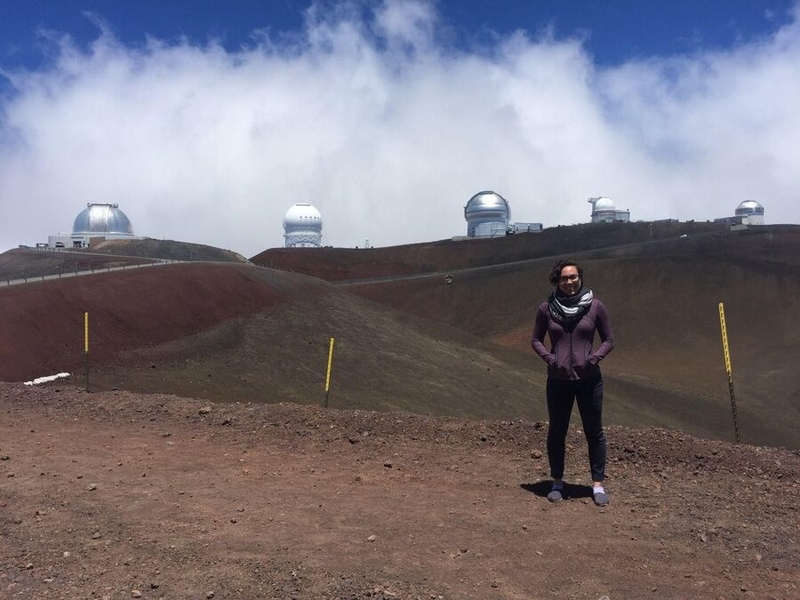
[{"left": 559, "top": 274, "right": 580, "bottom": 283}]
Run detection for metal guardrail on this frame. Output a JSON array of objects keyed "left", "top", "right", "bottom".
[{"left": 2, "top": 259, "right": 188, "bottom": 287}]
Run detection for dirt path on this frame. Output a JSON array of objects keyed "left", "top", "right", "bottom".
[{"left": 1, "top": 383, "right": 798, "bottom": 599}]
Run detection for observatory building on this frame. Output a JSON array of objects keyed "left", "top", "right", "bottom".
[
  {"left": 735, "top": 200, "right": 765, "bottom": 224},
  {"left": 715, "top": 200, "right": 765, "bottom": 226},
  {"left": 283, "top": 203, "right": 323, "bottom": 248},
  {"left": 463, "top": 190, "right": 542, "bottom": 238},
  {"left": 464, "top": 191, "right": 510, "bottom": 238},
  {"left": 588, "top": 197, "right": 630, "bottom": 223},
  {"left": 48, "top": 203, "right": 138, "bottom": 248}
]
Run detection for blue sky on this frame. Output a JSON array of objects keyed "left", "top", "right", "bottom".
[
  {"left": 1, "top": 0, "right": 799, "bottom": 254},
  {"left": 2, "top": 1, "right": 794, "bottom": 68}
]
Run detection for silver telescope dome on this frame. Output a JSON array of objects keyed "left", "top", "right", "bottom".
[
  {"left": 734, "top": 200, "right": 764, "bottom": 224},
  {"left": 464, "top": 191, "right": 510, "bottom": 238},
  {"left": 73, "top": 203, "right": 134, "bottom": 236},
  {"left": 735, "top": 200, "right": 764, "bottom": 216}
]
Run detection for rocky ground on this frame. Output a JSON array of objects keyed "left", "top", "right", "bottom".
[{"left": 1, "top": 382, "right": 798, "bottom": 599}]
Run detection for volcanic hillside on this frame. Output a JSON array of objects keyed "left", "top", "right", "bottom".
[
  {"left": 256, "top": 222, "right": 800, "bottom": 450},
  {"left": 0, "top": 238, "right": 246, "bottom": 283},
  {"left": 2, "top": 223, "right": 798, "bottom": 449}
]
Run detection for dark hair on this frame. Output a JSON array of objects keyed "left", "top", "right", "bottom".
[{"left": 549, "top": 260, "right": 583, "bottom": 286}]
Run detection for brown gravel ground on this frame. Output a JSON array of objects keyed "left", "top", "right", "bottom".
[{"left": 1, "top": 382, "right": 798, "bottom": 600}]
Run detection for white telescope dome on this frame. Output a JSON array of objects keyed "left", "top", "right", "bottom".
[
  {"left": 284, "top": 203, "right": 323, "bottom": 227},
  {"left": 591, "top": 197, "right": 615, "bottom": 210},
  {"left": 588, "top": 196, "right": 618, "bottom": 223},
  {"left": 283, "top": 203, "right": 323, "bottom": 247}
]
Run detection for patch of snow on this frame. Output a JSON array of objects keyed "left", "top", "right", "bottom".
[{"left": 24, "top": 372, "right": 71, "bottom": 386}]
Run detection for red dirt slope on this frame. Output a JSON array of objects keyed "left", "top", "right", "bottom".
[{"left": 0, "top": 263, "right": 326, "bottom": 382}]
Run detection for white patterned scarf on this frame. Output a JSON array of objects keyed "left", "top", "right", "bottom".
[{"left": 548, "top": 287, "right": 594, "bottom": 323}]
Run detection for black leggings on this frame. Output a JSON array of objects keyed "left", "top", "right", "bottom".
[{"left": 546, "top": 375, "right": 606, "bottom": 482}]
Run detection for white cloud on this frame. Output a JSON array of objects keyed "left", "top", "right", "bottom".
[{"left": 1, "top": 0, "right": 799, "bottom": 256}]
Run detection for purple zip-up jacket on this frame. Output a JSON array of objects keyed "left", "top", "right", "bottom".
[{"left": 531, "top": 298, "right": 615, "bottom": 381}]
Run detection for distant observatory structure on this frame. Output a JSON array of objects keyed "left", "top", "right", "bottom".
[
  {"left": 588, "top": 197, "right": 630, "bottom": 223},
  {"left": 47, "top": 203, "right": 138, "bottom": 249},
  {"left": 463, "top": 191, "right": 542, "bottom": 238},
  {"left": 283, "top": 203, "right": 323, "bottom": 248},
  {"left": 735, "top": 200, "right": 764, "bottom": 225},
  {"left": 715, "top": 200, "right": 765, "bottom": 226},
  {"left": 464, "top": 191, "right": 510, "bottom": 238}
]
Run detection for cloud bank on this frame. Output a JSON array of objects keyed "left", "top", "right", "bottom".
[{"left": 1, "top": 0, "right": 799, "bottom": 256}]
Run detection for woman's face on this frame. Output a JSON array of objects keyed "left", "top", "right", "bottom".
[{"left": 557, "top": 265, "right": 581, "bottom": 296}]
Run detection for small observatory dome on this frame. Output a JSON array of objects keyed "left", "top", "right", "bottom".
[
  {"left": 464, "top": 191, "right": 510, "bottom": 238},
  {"left": 735, "top": 200, "right": 764, "bottom": 225},
  {"left": 73, "top": 203, "right": 134, "bottom": 236},
  {"left": 283, "top": 203, "right": 323, "bottom": 248},
  {"left": 588, "top": 197, "right": 616, "bottom": 223}
]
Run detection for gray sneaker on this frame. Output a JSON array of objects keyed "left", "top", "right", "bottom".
[
  {"left": 593, "top": 491, "right": 609, "bottom": 506},
  {"left": 547, "top": 489, "right": 563, "bottom": 503}
]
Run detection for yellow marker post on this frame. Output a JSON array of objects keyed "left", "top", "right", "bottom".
[
  {"left": 718, "top": 303, "right": 740, "bottom": 443},
  {"left": 324, "top": 337, "right": 335, "bottom": 408},
  {"left": 84, "top": 312, "right": 90, "bottom": 392}
]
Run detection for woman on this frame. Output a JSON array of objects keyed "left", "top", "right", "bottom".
[{"left": 531, "top": 260, "right": 615, "bottom": 506}]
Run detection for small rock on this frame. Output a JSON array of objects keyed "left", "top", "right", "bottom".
[
  {"left": 367, "top": 535, "right": 377, "bottom": 542},
  {"left": 207, "top": 592, "right": 215, "bottom": 599},
  {"left": 87, "top": 483, "right": 97, "bottom": 491},
  {"left": 92, "top": 531, "right": 102, "bottom": 539},
  {"left": 1, "top": 455, "right": 10, "bottom": 461},
  {"left": 198, "top": 407, "right": 212, "bottom": 415},
  {"left": 131, "top": 591, "right": 142, "bottom": 598},
  {"left": 531, "top": 450, "right": 542, "bottom": 459},
  {"left": 383, "top": 461, "right": 392, "bottom": 468}
]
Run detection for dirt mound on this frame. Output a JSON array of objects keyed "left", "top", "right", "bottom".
[
  {"left": 1, "top": 383, "right": 797, "bottom": 599},
  {"left": 0, "top": 239, "right": 246, "bottom": 282},
  {"left": 251, "top": 221, "right": 730, "bottom": 281},
  {"left": 91, "top": 238, "right": 248, "bottom": 263},
  {"left": 0, "top": 248, "right": 157, "bottom": 282},
  {"left": 0, "top": 263, "right": 327, "bottom": 382}
]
